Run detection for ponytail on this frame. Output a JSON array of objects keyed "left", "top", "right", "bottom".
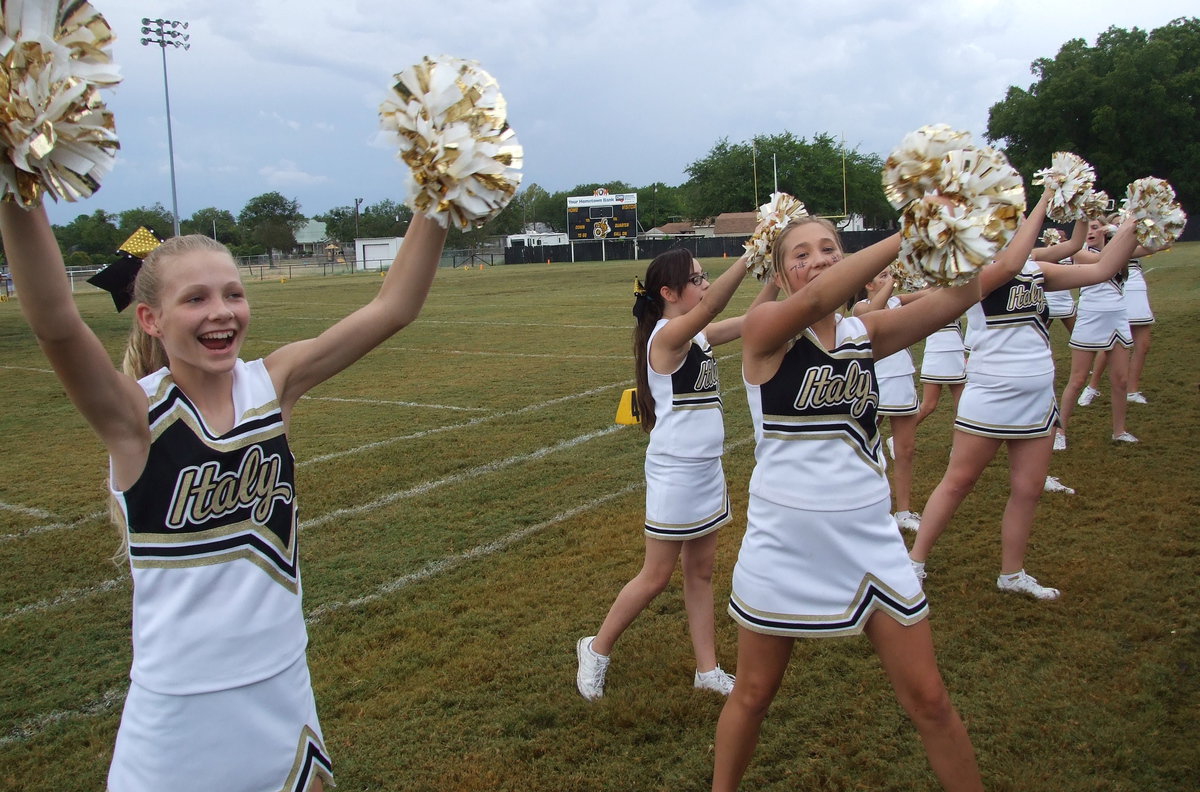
[
  {"left": 632, "top": 248, "right": 693, "bottom": 434},
  {"left": 122, "top": 322, "right": 167, "bottom": 379}
]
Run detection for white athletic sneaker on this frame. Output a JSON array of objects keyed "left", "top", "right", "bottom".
[
  {"left": 575, "top": 636, "right": 610, "bottom": 701},
  {"left": 1053, "top": 432, "right": 1067, "bottom": 451},
  {"left": 1077, "top": 386, "right": 1100, "bottom": 407},
  {"left": 886, "top": 435, "right": 895, "bottom": 459},
  {"left": 894, "top": 510, "right": 921, "bottom": 532},
  {"left": 911, "top": 559, "right": 927, "bottom": 581},
  {"left": 996, "top": 570, "right": 1060, "bottom": 600},
  {"left": 1043, "top": 475, "right": 1075, "bottom": 495},
  {"left": 1112, "top": 431, "right": 1139, "bottom": 444},
  {"left": 694, "top": 666, "right": 736, "bottom": 695},
  {"left": 1126, "top": 392, "right": 1148, "bottom": 404}
]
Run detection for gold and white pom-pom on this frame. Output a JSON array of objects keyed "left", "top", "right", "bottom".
[
  {"left": 881, "top": 124, "right": 974, "bottom": 209},
  {"left": 1080, "top": 188, "right": 1112, "bottom": 219},
  {"left": 379, "top": 55, "right": 523, "bottom": 230},
  {"left": 1039, "top": 227, "right": 1065, "bottom": 246},
  {"left": 889, "top": 258, "right": 929, "bottom": 291},
  {"left": 0, "top": 0, "right": 121, "bottom": 207},
  {"left": 1120, "top": 177, "right": 1187, "bottom": 249},
  {"left": 1032, "top": 152, "right": 1096, "bottom": 223},
  {"left": 742, "top": 191, "right": 808, "bottom": 281},
  {"left": 894, "top": 147, "right": 1024, "bottom": 287},
  {"left": 899, "top": 195, "right": 1023, "bottom": 287},
  {"left": 936, "top": 146, "right": 1026, "bottom": 211}
]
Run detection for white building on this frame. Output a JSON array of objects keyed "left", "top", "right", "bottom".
[
  {"left": 505, "top": 231, "right": 568, "bottom": 248},
  {"left": 354, "top": 237, "right": 403, "bottom": 271}
]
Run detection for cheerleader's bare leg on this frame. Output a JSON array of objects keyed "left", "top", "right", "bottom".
[
  {"left": 680, "top": 530, "right": 721, "bottom": 672},
  {"left": 889, "top": 414, "right": 921, "bottom": 513},
  {"left": 998, "top": 435, "right": 1054, "bottom": 574},
  {"left": 910, "top": 431, "right": 1003, "bottom": 564},
  {"left": 1128, "top": 325, "right": 1151, "bottom": 395},
  {"left": 1058, "top": 348, "right": 1097, "bottom": 433},
  {"left": 865, "top": 614, "right": 983, "bottom": 792},
  {"left": 948, "top": 383, "right": 965, "bottom": 413},
  {"left": 1106, "top": 346, "right": 1132, "bottom": 436},
  {"left": 712, "top": 629, "right": 794, "bottom": 792},
  {"left": 915, "top": 383, "right": 942, "bottom": 427},
  {"left": 592, "top": 537, "right": 683, "bottom": 655}
]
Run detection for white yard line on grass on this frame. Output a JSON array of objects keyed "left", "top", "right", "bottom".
[
  {"left": 378, "top": 346, "right": 627, "bottom": 360},
  {"left": 0, "top": 577, "right": 126, "bottom": 623},
  {"left": 0, "top": 364, "right": 54, "bottom": 374},
  {"left": 298, "top": 382, "right": 626, "bottom": 466},
  {"left": 0, "top": 501, "right": 55, "bottom": 520},
  {"left": 302, "top": 395, "right": 491, "bottom": 412},
  {"left": 0, "top": 687, "right": 127, "bottom": 748},
  {"left": 297, "top": 352, "right": 738, "bottom": 468},
  {"left": 256, "top": 339, "right": 625, "bottom": 361},
  {"left": 305, "top": 480, "right": 643, "bottom": 624},
  {"left": 301, "top": 424, "right": 627, "bottom": 531},
  {"left": 0, "top": 510, "right": 107, "bottom": 543},
  {"left": 422, "top": 319, "right": 627, "bottom": 330},
  {"left": 305, "top": 433, "right": 754, "bottom": 625},
  {"left": 282, "top": 318, "right": 626, "bottom": 330}
]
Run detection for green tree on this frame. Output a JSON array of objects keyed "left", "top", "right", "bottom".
[
  {"left": 637, "top": 182, "right": 686, "bottom": 231},
  {"left": 360, "top": 199, "right": 412, "bottom": 238},
  {"left": 117, "top": 204, "right": 174, "bottom": 239},
  {"left": 682, "top": 137, "right": 756, "bottom": 218},
  {"left": 182, "top": 208, "right": 240, "bottom": 245},
  {"left": 987, "top": 17, "right": 1200, "bottom": 215},
  {"left": 52, "top": 209, "right": 121, "bottom": 267},
  {"left": 237, "top": 192, "right": 305, "bottom": 260},
  {"left": 316, "top": 205, "right": 357, "bottom": 245},
  {"left": 317, "top": 200, "right": 413, "bottom": 244},
  {"left": 682, "top": 133, "right": 893, "bottom": 225}
]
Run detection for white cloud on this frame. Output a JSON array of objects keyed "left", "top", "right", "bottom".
[{"left": 258, "top": 160, "right": 329, "bottom": 188}]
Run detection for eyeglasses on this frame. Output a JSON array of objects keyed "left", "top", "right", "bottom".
[{"left": 687, "top": 271, "right": 710, "bottom": 286}]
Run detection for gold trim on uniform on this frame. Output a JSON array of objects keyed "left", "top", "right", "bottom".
[
  {"left": 761, "top": 413, "right": 883, "bottom": 475},
  {"left": 276, "top": 725, "right": 334, "bottom": 792}
]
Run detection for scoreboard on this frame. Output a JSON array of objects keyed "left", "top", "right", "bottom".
[{"left": 567, "top": 191, "right": 638, "bottom": 240}]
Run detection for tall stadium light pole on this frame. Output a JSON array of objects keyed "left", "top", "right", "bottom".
[
  {"left": 140, "top": 18, "right": 190, "bottom": 237},
  {"left": 354, "top": 197, "right": 364, "bottom": 238}
]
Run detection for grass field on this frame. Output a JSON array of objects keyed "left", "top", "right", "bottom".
[{"left": 0, "top": 245, "right": 1197, "bottom": 791}]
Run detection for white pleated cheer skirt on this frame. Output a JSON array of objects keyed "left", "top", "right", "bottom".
[
  {"left": 919, "top": 350, "right": 967, "bottom": 385},
  {"left": 108, "top": 654, "right": 333, "bottom": 792},
  {"left": 877, "top": 374, "right": 919, "bottom": 415},
  {"left": 1124, "top": 288, "right": 1154, "bottom": 325},
  {"left": 1045, "top": 290, "right": 1077, "bottom": 319},
  {"left": 644, "top": 454, "right": 731, "bottom": 540},
  {"left": 1069, "top": 308, "right": 1132, "bottom": 351},
  {"left": 954, "top": 370, "right": 1059, "bottom": 439},
  {"left": 728, "top": 494, "right": 927, "bottom": 637}
]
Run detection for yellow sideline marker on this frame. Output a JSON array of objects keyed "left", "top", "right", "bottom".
[{"left": 615, "top": 388, "right": 640, "bottom": 425}]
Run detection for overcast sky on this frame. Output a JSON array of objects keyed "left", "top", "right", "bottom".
[{"left": 40, "top": 0, "right": 1195, "bottom": 226}]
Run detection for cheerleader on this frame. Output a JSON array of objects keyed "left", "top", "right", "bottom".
[
  {"left": 909, "top": 196, "right": 1143, "bottom": 600},
  {"left": 712, "top": 215, "right": 985, "bottom": 792},
  {"left": 1056, "top": 217, "right": 1145, "bottom": 445},
  {"left": 852, "top": 270, "right": 924, "bottom": 532},
  {"left": 1041, "top": 228, "right": 1079, "bottom": 334},
  {"left": 0, "top": 203, "right": 448, "bottom": 790},
  {"left": 1077, "top": 245, "right": 1163, "bottom": 406},
  {"left": 913, "top": 313, "right": 966, "bottom": 431},
  {"left": 576, "top": 248, "right": 776, "bottom": 701}
]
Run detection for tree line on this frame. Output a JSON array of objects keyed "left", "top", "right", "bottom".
[{"left": 31, "top": 130, "right": 896, "bottom": 271}]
